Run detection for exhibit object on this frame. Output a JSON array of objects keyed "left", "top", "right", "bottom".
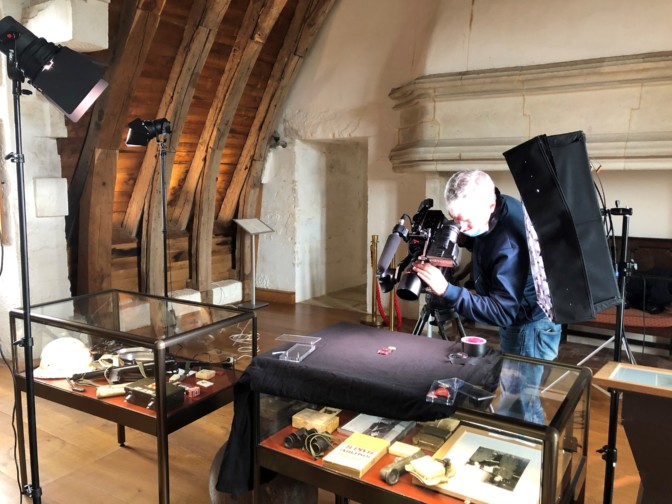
[
  {"left": 216, "top": 323, "right": 590, "bottom": 503},
  {"left": 10, "top": 289, "right": 255, "bottom": 504}
]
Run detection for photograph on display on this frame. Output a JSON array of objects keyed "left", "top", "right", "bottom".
[
  {"left": 465, "top": 446, "right": 530, "bottom": 492},
  {"left": 339, "top": 413, "right": 415, "bottom": 444},
  {"left": 414, "top": 425, "right": 542, "bottom": 504}
]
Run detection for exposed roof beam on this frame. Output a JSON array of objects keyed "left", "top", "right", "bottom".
[
  {"left": 76, "top": 0, "right": 167, "bottom": 294},
  {"left": 117, "top": 0, "right": 232, "bottom": 295},
  {"left": 218, "top": 0, "right": 337, "bottom": 226},
  {"left": 169, "top": 0, "right": 287, "bottom": 290}
]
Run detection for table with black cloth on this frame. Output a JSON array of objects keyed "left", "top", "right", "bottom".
[{"left": 216, "top": 322, "right": 503, "bottom": 496}]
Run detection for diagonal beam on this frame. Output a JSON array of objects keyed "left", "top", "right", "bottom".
[
  {"left": 118, "top": 0, "right": 232, "bottom": 295},
  {"left": 75, "top": 0, "right": 167, "bottom": 294},
  {"left": 170, "top": 0, "right": 287, "bottom": 290},
  {"left": 123, "top": 0, "right": 231, "bottom": 238},
  {"left": 223, "top": 0, "right": 338, "bottom": 226}
]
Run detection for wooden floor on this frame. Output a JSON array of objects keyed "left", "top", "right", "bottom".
[{"left": 0, "top": 300, "right": 660, "bottom": 504}]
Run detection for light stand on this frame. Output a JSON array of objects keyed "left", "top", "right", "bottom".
[
  {"left": 126, "top": 118, "right": 172, "bottom": 297},
  {"left": 6, "top": 48, "right": 42, "bottom": 504},
  {"left": 599, "top": 205, "right": 634, "bottom": 504},
  {"left": 0, "top": 16, "right": 107, "bottom": 504},
  {"left": 575, "top": 207, "right": 637, "bottom": 369}
]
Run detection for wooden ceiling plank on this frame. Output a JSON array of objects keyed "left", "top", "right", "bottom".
[
  {"left": 170, "top": 0, "right": 284, "bottom": 231},
  {"left": 168, "top": 0, "right": 287, "bottom": 290},
  {"left": 122, "top": 0, "right": 232, "bottom": 239},
  {"left": 218, "top": 0, "right": 336, "bottom": 225},
  {"left": 75, "top": 0, "right": 167, "bottom": 294},
  {"left": 121, "top": 0, "right": 232, "bottom": 295}
]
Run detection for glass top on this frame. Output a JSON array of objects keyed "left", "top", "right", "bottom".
[
  {"left": 610, "top": 365, "right": 672, "bottom": 389},
  {"left": 460, "top": 357, "right": 583, "bottom": 426},
  {"left": 21, "top": 290, "right": 249, "bottom": 343}
]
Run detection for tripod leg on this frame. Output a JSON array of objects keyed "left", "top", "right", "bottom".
[
  {"left": 413, "top": 306, "right": 430, "bottom": 336},
  {"left": 454, "top": 315, "right": 468, "bottom": 340}
]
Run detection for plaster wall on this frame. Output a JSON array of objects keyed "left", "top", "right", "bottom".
[
  {"left": 0, "top": 0, "right": 108, "bottom": 353},
  {"left": 260, "top": 0, "right": 672, "bottom": 312},
  {"left": 258, "top": 139, "right": 367, "bottom": 302}
]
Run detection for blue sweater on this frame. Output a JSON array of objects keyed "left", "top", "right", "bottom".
[{"left": 443, "top": 193, "right": 545, "bottom": 328}]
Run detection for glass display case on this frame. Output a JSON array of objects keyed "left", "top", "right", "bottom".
[
  {"left": 248, "top": 324, "right": 590, "bottom": 504},
  {"left": 10, "top": 289, "right": 256, "bottom": 504}
]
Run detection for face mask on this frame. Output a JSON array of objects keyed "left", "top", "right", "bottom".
[{"left": 462, "top": 224, "right": 489, "bottom": 237}]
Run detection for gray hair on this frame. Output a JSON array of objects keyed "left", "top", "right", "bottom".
[{"left": 444, "top": 170, "right": 496, "bottom": 216}]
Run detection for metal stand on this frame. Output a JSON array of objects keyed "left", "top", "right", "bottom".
[
  {"left": 413, "top": 294, "right": 467, "bottom": 340},
  {"left": 6, "top": 47, "right": 42, "bottom": 503},
  {"left": 156, "top": 134, "right": 169, "bottom": 298},
  {"left": 598, "top": 206, "right": 634, "bottom": 504},
  {"left": 234, "top": 218, "right": 273, "bottom": 310},
  {"left": 575, "top": 208, "right": 637, "bottom": 370}
]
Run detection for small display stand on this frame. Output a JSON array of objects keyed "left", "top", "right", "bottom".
[{"left": 234, "top": 218, "right": 274, "bottom": 309}]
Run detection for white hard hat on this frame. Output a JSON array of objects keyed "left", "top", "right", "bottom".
[{"left": 33, "top": 337, "right": 95, "bottom": 379}]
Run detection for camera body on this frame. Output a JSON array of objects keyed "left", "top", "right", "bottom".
[{"left": 378, "top": 199, "right": 460, "bottom": 301}]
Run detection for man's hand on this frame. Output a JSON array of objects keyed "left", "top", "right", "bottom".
[{"left": 412, "top": 261, "right": 449, "bottom": 296}]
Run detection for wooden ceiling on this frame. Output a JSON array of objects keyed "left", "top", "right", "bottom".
[{"left": 57, "top": 0, "right": 336, "bottom": 297}]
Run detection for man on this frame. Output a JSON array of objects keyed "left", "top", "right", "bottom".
[{"left": 413, "top": 170, "right": 561, "bottom": 361}]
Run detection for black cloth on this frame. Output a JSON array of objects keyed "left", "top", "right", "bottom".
[
  {"left": 216, "top": 322, "right": 503, "bottom": 496},
  {"left": 504, "top": 131, "right": 621, "bottom": 324}
]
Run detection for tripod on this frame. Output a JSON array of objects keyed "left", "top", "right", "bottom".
[{"left": 413, "top": 293, "right": 467, "bottom": 340}]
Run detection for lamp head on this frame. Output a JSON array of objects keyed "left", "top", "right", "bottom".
[
  {"left": 126, "top": 118, "right": 172, "bottom": 147},
  {"left": 0, "top": 15, "right": 108, "bottom": 122}
]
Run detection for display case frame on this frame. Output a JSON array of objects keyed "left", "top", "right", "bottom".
[
  {"left": 10, "top": 289, "right": 256, "bottom": 504},
  {"left": 246, "top": 323, "right": 590, "bottom": 504}
]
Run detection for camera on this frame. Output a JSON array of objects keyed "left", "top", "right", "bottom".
[{"left": 377, "top": 198, "right": 460, "bottom": 301}]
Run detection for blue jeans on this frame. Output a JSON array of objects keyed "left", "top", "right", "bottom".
[
  {"left": 496, "top": 318, "right": 562, "bottom": 424},
  {"left": 498, "top": 318, "right": 561, "bottom": 360}
]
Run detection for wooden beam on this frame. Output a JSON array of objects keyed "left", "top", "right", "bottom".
[
  {"left": 77, "top": 149, "right": 117, "bottom": 294},
  {"left": 221, "top": 0, "right": 337, "bottom": 225},
  {"left": 75, "top": 0, "right": 167, "bottom": 294},
  {"left": 170, "top": 0, "right": 287, "bottom": 291},
  {"left": 123, "top": 0, "right": 231, "bottom": 238},
  {"left": 235, "top": 0, "right": 336, "bottom": 298},
  {"left": 118, "top": 0, "right": 232, "bottom": 295}
]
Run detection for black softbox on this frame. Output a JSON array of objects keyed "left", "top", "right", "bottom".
[{"left": 503, "top": 131, "right": 621, "bottom": 324}]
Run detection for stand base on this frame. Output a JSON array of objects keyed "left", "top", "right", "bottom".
[
  {"left": 238, "top": 301, "right": 269, "bottom": 310},
  {"left": 360, "top": 314, "right": 384, "bottom": 328}
]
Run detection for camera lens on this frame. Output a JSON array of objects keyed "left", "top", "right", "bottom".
[{"left": 397, "top": 272, "right": 423, "bottom": 300}]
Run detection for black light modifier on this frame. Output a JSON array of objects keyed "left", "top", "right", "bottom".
[
  {"left": 126, "top": 118, "right": 172, "bottom": 147},
  {"left": 0, "top": 15, "right": 107, "bottom": 122}
]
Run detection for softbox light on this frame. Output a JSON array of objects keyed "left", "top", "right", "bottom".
[
  {"left": 0, "top": 16, "right": 107, "bottom": 122},
  {"left": 503, "top": 131, "right": 621, "bottom": 324}
]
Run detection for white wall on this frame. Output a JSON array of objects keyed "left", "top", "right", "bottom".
[
  {"left": 258, "top": 0, "right": 672, "bottom": 313},
  {"left": 258, "top": 139, "right": 367, "bottom": 302}
]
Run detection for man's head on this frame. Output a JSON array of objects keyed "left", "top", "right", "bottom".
[{"left": 444, "top": 170, "right": 496, "bottom": 237}]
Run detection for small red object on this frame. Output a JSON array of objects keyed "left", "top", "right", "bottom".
[{"left": 434, "top": 387, "right": 450, "bottom": 398}]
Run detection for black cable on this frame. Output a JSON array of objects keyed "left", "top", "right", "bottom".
[
  {"left": 591, "top": 162, "right": 617, "bottom": 269},
  {"left": 304, "top": 431, "right": 337, "bottom": 459},
  {"left": 0, "top": 342, "right": 24, "bottom": 502}
]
